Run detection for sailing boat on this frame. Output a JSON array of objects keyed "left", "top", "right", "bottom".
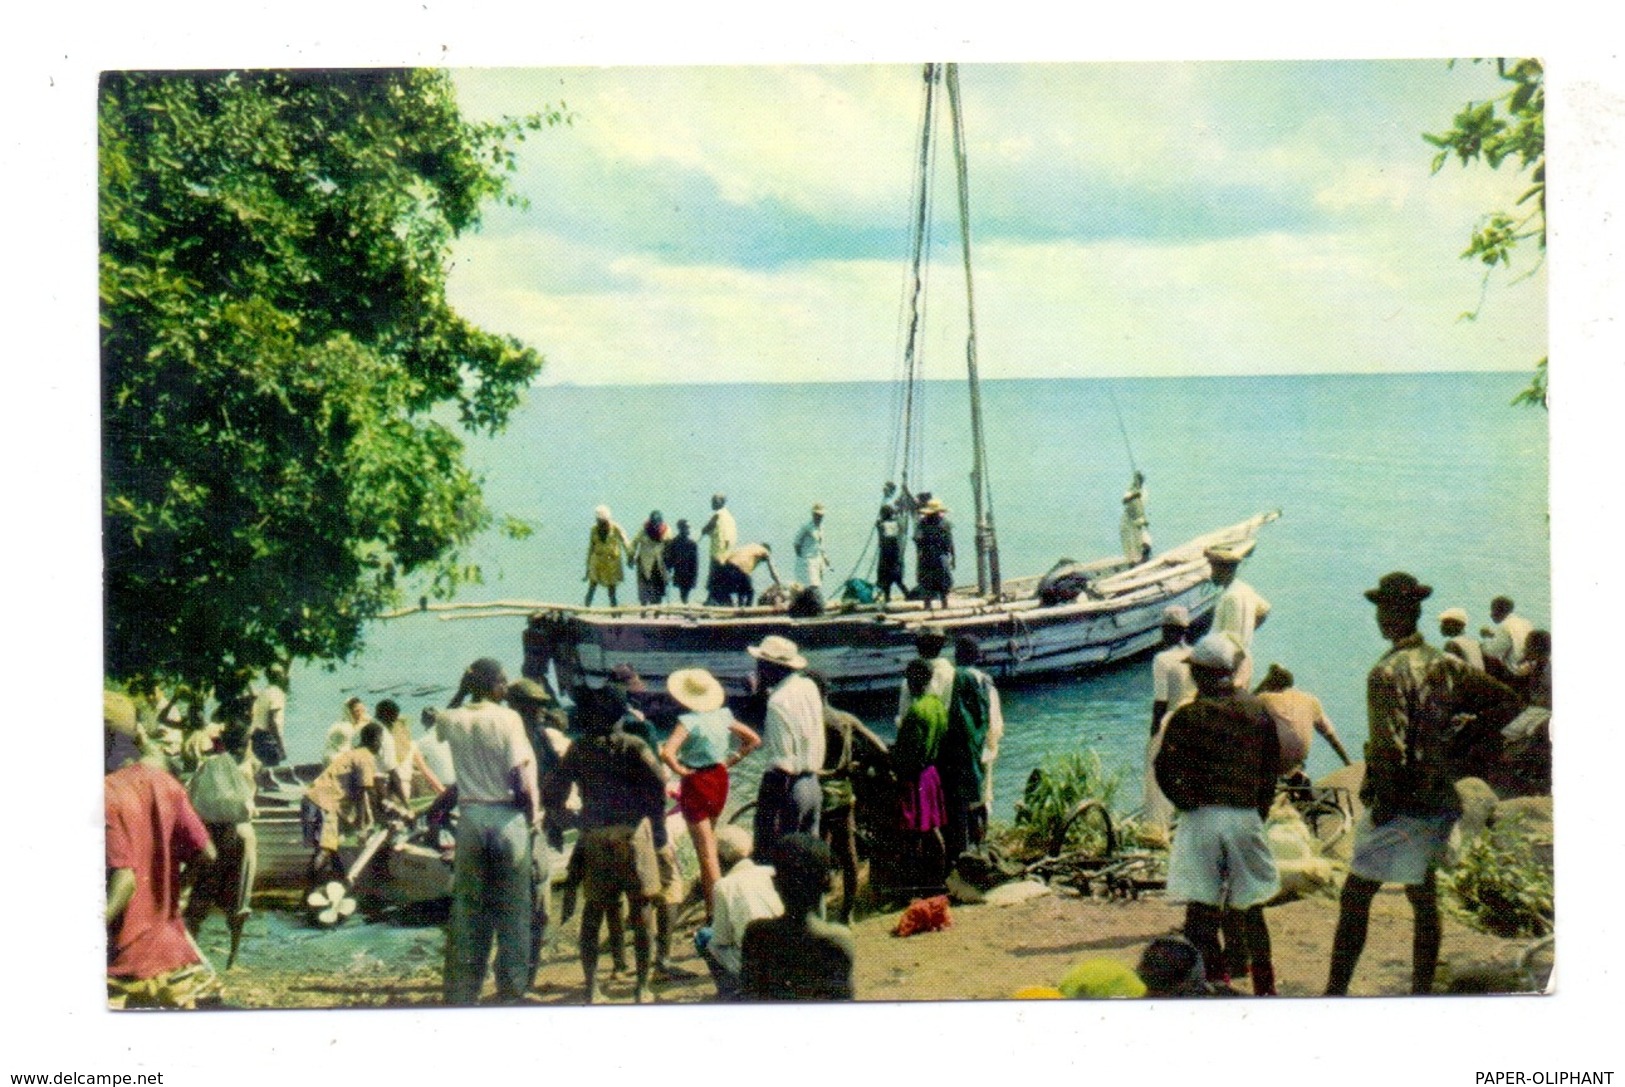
[{"left": 520, "top": 63, "right": 1277, "bottom": 701}]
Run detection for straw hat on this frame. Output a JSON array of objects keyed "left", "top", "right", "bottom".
[
  {"left": 594, "top": 504, "right": 611, "bottom": 521},
  {"left": 919, "top": 498, "right": 949, "bottom": 515},
  {"left": 746, "top": 634, "right": 807, "bottom": 670},
  {"left": 667, "top": 668, "right": 726, "bottom": 713},
  {"left": 811, "top": 503, "right": 826, "bottom": 515},
  {"left": 1439, "top": 607, "right": 1469, "bottom": 626}
]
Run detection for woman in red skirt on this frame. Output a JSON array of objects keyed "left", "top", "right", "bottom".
[{"left": 661, "top": 668, "right": 762, "bottom": 918}]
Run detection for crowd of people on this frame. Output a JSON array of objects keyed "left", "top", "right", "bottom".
[
  {"left": 1141, "top": 550, "right": 1552, "bottom": 997},
  {"left": 103, "top": 531, "right": 1553, "bottom": 1006},
  {"left": 577, "top": 487, "right": 962, "bottom": 612}
]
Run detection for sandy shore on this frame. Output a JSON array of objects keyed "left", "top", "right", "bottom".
[{"left": 200, "top": 878, "right": 1549, "bottom": 1008}]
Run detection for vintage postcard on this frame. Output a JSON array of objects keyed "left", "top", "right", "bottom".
[{"left": 19, "top": 7, "right": 1619, "bottom": 1083}]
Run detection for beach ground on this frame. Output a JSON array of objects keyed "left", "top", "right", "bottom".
[{"left": 201, "top": 879, "right": 1550, "bottom": 1008}]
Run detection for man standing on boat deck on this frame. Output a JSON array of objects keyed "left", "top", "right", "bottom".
[
  {"left": 1120, "top": 470, "right": 1152, "bottom": 564},
  {"left": 1438, "top": 608, "right": 1486, "bottom": 671},
  {"left": 793, "top": 503, "right": 831, "bottom": 590},
  {"left": 875, "top": 503, "right": 907, "bottom": 602},
  {"left": 1325, "top": 573, "right": 1521, "bottom": 996},
  {"left": 630, "top": 510, "right": 672, "bottom": 606},
  {"left": 668, "top": 519, "right": 701, "bottom": 604},
  {"left": 700, "top": 493, "right": 737, "bottom": 592},
  {"left": 749, "top": 635, "right": 826, "bottom": 853},
  {"left": 425, "top": 658, "right": 540, "bottom": 1005},
  {"left": 1206, "top": 542, "right": 1270, "bottom": 690},
  {"left": 914, "top": 498, "right": 956, "bottom": 609}
]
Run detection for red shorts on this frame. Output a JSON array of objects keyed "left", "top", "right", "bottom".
[{"left": 678, "top": 763, "right": 730, "bottom": 823}]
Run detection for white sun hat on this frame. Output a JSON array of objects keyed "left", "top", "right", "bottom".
[
  {"left": 667, "top": 668, "right": 727, "bottom": 713},
  {"left": 746, "top": 634, "right": 807, "bottom": 670}
]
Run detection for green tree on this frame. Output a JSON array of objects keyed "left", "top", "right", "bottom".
[
  {"left": 101, "top": 69, "right": 561, "bottom": 696},
  {"left": 1424, "top": 58, "right": 1546, "bottom": 407}
]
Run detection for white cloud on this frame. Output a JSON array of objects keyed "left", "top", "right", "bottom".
[{"left": 448, "top": 60, "right": 1548, "bottom": 384}]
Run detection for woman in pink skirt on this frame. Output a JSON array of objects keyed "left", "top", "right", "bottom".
[{"left": 892, "top": 657, "right": 949, "bottom": 894}]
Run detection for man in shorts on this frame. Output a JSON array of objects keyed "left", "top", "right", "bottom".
[
  {"left": 1326, "top": 572, "right": 1521, "bottom": 996},
  {"left": 544, "top": 684, "right": 667, "bottom": 1003},
  {"left": 1154, "top": 632, "right": 1282, "bottom": 995}
]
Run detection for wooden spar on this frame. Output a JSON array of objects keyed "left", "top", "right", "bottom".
[
  {"left": 945, "top": 63, "right": 1000, "bottom": 597},
  {"left": 897, "top": 62, "right": 941, "bottom": 506}
]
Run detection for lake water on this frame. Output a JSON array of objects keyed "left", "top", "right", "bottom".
[{"left": 281, "top": 372, "right": 1550, "bottom": 820}]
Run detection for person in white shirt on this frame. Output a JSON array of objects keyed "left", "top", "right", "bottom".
[
  {"left": 1206, "top": 543, "right": 1271, "bottom": 690},
  {"left": 248, "top": 666, "right": 287, "bottom": 766},
  {"left": 748, "top": 635, "right": 826, "bottom": 854},
  {"left": 1438, "top": 608, "right": 1486, "bottom": 671},
  {"left": 323, "top": 696, "right": 369, "bottom": 765},
  {"left": 425, "top": 658, "right": 539, "bottom": 1005},
  {"left": 696, "top": 825, "right": 783, "bottom": 1001},
  {"left": 700, "top": 492, "right": 738, "bottom": 584},
  {"left": 1144, "top": 605, "right": 1196, "bottom": 832},
  {"left": 793, "top": 503, "right": 830, "bottom": 589},
  {"left": 1481, "top": 596, "right": 1534, "bottom": 679}
]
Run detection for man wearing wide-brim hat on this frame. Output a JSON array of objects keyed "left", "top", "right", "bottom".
[
  {"left": 1325, "top": 572, "right": 1521, "bottom": 997},
  {"left": 913, "top": 499, "right": 955, "bottom": 609},
  {"left": 1204, "top": 539, "right": 1269, "bottom": 690},
  {"left": 1154, "top": 632, "right": 1283, "bottom": 995},
  {"left": 746, "top": 635, "right": 826, "bottom": 855}
]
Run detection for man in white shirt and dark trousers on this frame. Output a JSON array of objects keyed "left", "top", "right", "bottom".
[
  {"left": 425, "top": 658, "right": 539, "bottom": 1005},
  {"left": 749, "top": 635, "right": 826, "bottom": 856}
]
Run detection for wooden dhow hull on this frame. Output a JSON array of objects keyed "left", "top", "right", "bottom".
[{"left": 525, "top": 511, "right": 1278, "bottom": 702}]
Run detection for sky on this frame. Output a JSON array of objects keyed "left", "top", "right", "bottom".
[{"left": 445, "top": 61, "right": 1550, "bottom": 385}]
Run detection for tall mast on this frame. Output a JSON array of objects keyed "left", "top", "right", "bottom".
[
  {"left": 945, "top": 63, "right": 1000, "bottom": 597},
  {"left": 896, "top": 63, "right": 941, "bottom": 507}
]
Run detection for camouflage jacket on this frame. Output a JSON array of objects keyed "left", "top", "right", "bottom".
[{"left": 1364, "top": 634, "right": 1521, "bottom": 819}]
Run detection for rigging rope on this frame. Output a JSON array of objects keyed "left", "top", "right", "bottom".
[{"left": 1105, "top": 382, "right": 1139, "bottom": 476}]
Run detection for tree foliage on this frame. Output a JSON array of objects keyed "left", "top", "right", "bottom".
[
  {"left": 101, "top": 69, "right": 563, "bottom": 694},
  {"left": 1424, "top": 58, "right": 1546, "bottom": 407}
]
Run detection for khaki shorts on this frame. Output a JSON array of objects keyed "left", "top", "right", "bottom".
[
  {"left": 655, "top": 840, "right": 686, "bottom": 906},
  {"left": 579, "top": 820, "right": 660, "bottom": 903}
]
